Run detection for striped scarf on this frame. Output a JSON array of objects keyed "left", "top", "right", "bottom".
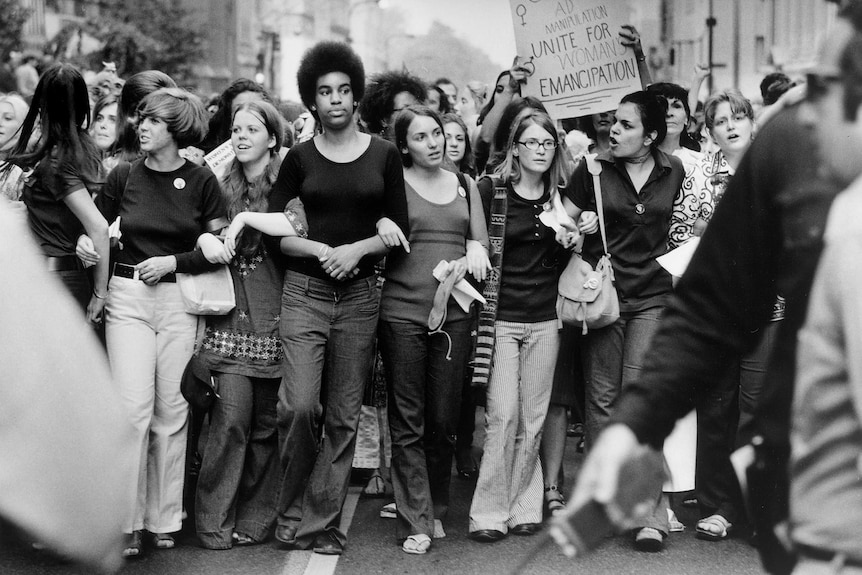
[{"left": 471, "top": 178, "right": 508, "bottom": 390}]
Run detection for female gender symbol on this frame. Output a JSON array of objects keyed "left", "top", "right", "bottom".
[{"left": 516, "top": 4, "right": 527, "bottom": 26}]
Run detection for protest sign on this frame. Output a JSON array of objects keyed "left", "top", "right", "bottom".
[{"left": 508, "top": 0, "right": 642, "bottom": 119}]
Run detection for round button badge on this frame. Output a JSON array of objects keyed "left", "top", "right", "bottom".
[
  {"left": 635, "top": 203, "right": 645, "bottom": 215},
  {"left": 458, "top": 186, "right": 466, "bottom": 198},
  {"left": 174, "top": 178, "right": 186, "bottom": 190}
]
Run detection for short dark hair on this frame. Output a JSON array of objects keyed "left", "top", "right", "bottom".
[
  {"left": 296, "top": 42, "right": 365, "bottom": 113},
  {"left": 759, "top": 72, "right": 793, "bottom": 105},
  {"left": 117, "top": 70, "right": 176, "bottom": 158},
  {"left": 841, "top": 30, "right": 862, "bottom": 121},
  {"left": 647, "top": 82, "right": 691, "bottom": 119},
  {"left": 393, "top": 105, "right": 443, "bottom": 168},
  {"left": 138, "top": 87, "right": 209, "bottom": 148},
  {"left": 359, "top": 70, "right": 427, "bottom": 135},
  {"left": 619, "top": 90, "right": 668, "bottom": 147}
]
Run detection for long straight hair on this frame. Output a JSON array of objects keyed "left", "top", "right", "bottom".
[
  {"left": 1, "top": 63, "right": 101, "bottom": 190},
  {"left": 222, "top": 100, "right": 284, "bottom": 258},
  {"left": 494, "top": 108, "right": 567, "bottom": 191}
]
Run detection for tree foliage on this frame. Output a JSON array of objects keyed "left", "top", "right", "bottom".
[
  {"left": 82, "top": 0, "right": 204, "bottom": 82},
  {"left": 400, "top": 22, "right": 501, "bottom": 91},
  {"left": 0, "top": 0, "right": 32, "bottom": 60}
]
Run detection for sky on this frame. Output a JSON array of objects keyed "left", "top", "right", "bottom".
[{"left": 379, "top": 0, "right": 518, "bottom": 69}]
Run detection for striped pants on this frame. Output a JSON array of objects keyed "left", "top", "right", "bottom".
[{"left": 469, "top": 320, "right": 559, "bottom": 532}]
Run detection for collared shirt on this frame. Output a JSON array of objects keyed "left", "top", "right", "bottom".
[{"left": 562, "top": 148, "right": 685, "bottom": 313}]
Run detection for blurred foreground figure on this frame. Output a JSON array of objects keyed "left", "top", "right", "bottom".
[
  {"left": 0, "top": 199, "right": 135, "bottom": 572},
  {"left": 566, "top": 3, "right": 862, "bottom": 574}
]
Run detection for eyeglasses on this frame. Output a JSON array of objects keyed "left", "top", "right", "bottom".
[{"left": 517, "top": 138, "right": 557, "bottom": 151}]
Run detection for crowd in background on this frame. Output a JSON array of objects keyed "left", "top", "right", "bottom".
[{"left": 0, "top": 17, "right": 816, "bottom": 567}]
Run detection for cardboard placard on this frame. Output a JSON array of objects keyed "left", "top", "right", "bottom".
[{"left": 509, "top": 0, "right": 642, "bottom": 119}]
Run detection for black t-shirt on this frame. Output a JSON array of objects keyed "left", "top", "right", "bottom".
[
  {"left": 479, "top": 177, "right": 564, "bottom": 323},
  {"left": 267, "top": 135, "right": 409, "bottom": 281},
  {"left": 563, "top": 150, "right": 684, "bottom": 312},
  {"left": 22, "top": 155, "right": 101, "bottom": 258},
  {"left": 98, "top": 159, "right": 227, "bottom": 273}
]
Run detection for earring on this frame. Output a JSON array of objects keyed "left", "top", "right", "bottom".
[{"left": 311, "top": 105, "right": 316, "bottom": 111}]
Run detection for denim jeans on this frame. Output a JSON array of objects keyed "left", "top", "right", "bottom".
[
  {"left": 379, "top": 318, "right": 472, "bottom": 539},
  {"left": 582, "top": 306, "right": 668, "bottom": 534},
  {"left": 469, "top": 320, "right": 559, "bottom": 532},
  {"left": 582, "top": 306, "right": 665, "bottom": 450},
  {"left": 105, "top": 276, "right": 197, "bottom": 533},
  {"left": 196, "top": 373, "right": 280, "bottom": 549},
  {"left": 276, "top": 271, "right": 379, "bottom": 549}
]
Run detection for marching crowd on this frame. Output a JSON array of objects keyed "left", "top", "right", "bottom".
[{"left": 2, "top": 2, "right": 862, "bottom": 573}]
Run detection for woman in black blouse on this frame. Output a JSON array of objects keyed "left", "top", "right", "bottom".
[
  {"left": 267, "top": 41, "right": 409, "bottom": 556},
  {"left": 93, "top": 88, "right": 228, "bottom": 557}
]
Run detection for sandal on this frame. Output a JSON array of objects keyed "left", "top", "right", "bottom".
[
  {"left": 232, "top": 532, "right": 257, "bottom": 546},
  {"left": 696, "top": 514, "right": 732, "bottom": 541},
  {"left": 380, "top": 501, "right": 397, "bottom": 519},
  {"left": 544, "top": 485, "right": 566, "bottom": 517},
  {"left": 122, "top": 530, "right": 143, "bottom": 558},
  {"left": 150, "top": 532, "right": 175, "bottom": 550},
  {"left": 363, "top": 471, "right": 386, "bottom": 497},
  {"left": 402, "top": 534, "right": 431, "bottom": 555}
]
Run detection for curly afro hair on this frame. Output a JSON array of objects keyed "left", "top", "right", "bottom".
[
  {"left": 359, "top": 70, "right": 427, "bottom": 135},
  {"left": 297, "top": 41, "right": 365, "bottom": 113}
]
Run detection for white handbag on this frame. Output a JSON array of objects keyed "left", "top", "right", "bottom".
[{"left": 177, "top": 265, "right": 236, "bottom": 315}]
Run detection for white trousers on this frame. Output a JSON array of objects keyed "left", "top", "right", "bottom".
[{"left": 105, "top": 276, "right": 197, "bottom": 533}]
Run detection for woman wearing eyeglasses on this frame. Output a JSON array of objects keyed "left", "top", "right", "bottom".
[
  {"left": 467, "top": 108, "right": 568, "bottom": 543},
  {"left": 558, "top": 91, "right": 685, "bottom": 551}
]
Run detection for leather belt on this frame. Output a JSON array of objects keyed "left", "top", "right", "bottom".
[
  {"left": 47, "top": 255, "right": 84, "bottom": 272},
  {"left": 797, "top": 544, "right": 862, "bottom": 568},
  {"left": 112, "top": 262, "right": 176, "bottom": 283}
]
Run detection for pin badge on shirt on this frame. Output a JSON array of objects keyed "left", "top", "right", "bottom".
[
  {"left": 174, "top": 178, "right": 186, "bottom": 190},
  {"left": 542, "top": 201, "right": 553, "bottom": 212},
  {"left": 635, "top": 203, "right": 645, "bottom": 215},
  {"left": 458, "top": 186, "right": 466, "bottom": 198}
]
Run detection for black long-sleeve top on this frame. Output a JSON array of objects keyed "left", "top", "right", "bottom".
[{"left": 267, "top": 135, "right": 409, "bottom": 281}]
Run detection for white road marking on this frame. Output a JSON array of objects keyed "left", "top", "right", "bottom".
[{"left": 280, "top": 486, "right": 363, "bottom": 575}]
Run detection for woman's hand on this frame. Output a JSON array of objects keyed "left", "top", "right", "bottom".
[
  {"left": 86, "top": 294, "right": 106, "bottom": 324},
  {"left": 320, "top": 243, "right": 364, "bottom": 281},
  {"left": 578, "top": 211, "right": 599, "bottom": 235},
  {"left": 465, "top": 240, "right": 491, "bottom": 282},
  {"left": 223, "top": 214, "right": 247, "bottom": 258},
  {"left": 508, "top": 56, "right": 531, "bottom": 91},
  {"left": 198, "top": 232, "right": 231, "bottom": 264},
  {"left": 377, "top": 217, "right": 410, "bottom": 253},
  {"left": 556, "top": 218, "right": 582, "bottom": 249},
  {"left": 136, "top": 256, "right": 177, "bottom": 285},
  {"left": 693, "top": 63, "right": 711, "bottom": 82},
  {"left": 446, "top": 258, "right": 467, "bottom": 284},
  {"left": 619, "top": 24, "right": 643, "bottom": 55},
  {"left": 76, "top": 234, "right": 100, "bottom": 268}
]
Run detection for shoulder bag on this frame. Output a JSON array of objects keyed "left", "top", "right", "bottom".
[{"left": 556, "top": 154, "right": 620, "bottom": 334}]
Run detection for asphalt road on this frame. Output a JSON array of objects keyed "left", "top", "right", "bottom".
[{"left": 0, "top": 426, "right": 764, "bottom": 575}]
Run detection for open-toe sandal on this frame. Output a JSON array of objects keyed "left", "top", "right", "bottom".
[
  {"left": 402, "top": 534, "right": 432, "bottom": 555},
  {"left": 544, "top": 486, "right": 566, "bottom": 517},
  {"left": 696, "top": 514, "right": 732, "bottom": 541}
]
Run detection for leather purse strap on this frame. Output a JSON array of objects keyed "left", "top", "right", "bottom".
[{"left": 585, "top": 154, "right": 609, "bottom": 256}]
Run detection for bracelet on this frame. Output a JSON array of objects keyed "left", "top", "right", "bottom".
[
  {"left": 317, "top": 245, "right": 331, "bottom": 259},
  {"left": 92, "top": 289, "right": 108, "bottom": 300}
]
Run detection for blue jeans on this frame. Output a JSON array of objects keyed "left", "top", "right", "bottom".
[
  {"left": 582, "top": 306, "right": 668, "bottom": 533},
  {"left": 196, "top": 373, "right": 280, "bottom": 549},
  {"left": 276, "top": 271, "right": 379, "bottom": 549},
  {"left": 379, "top": 318, "right": 472, "bottom": 539},
  {"left": 582, "top": 307, "right": 664, "bottom": 449}
]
